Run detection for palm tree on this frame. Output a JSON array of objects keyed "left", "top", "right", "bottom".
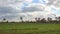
[
  {"left": 2, "top": 18, "right": 6, "bottom": 22},
  {"left": 20, "top": 17, "right": 23, "bottom": 22},
  {"left": 35, "top": 18, "right": 37, "bottom": 22}
]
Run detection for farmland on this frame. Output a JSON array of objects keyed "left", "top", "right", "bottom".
[{"left": 0, "top": 23, "right": 60, "bottom": 34}]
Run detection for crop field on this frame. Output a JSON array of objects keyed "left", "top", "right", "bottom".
[{"left": 0, "top": 23, "right": 60, "bottom": 34}]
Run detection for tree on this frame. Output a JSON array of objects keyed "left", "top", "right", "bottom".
[
  {"left": 55, "top": 17, "right": 58, "bottom": 22},
  {"left": 2, "top": 18, "right": 6, "bottom": 22},
  {"left": 38, "top": 18, "right": 40, "bottom": 21},
  {"left": 20, "top": 17, "right": 23, "bottom": 22},
  {"left": 35, "top": 18, "right": 41, "bottom": 22},
  {"left": 37, "top": 18, "right": 41, "bottom": 22},
  {"left": 41, "top": 18, "right": 46, "bottom": 23},
  {"left": 35, "top": 18, "right": 37, "bottom": 21},
  {"left": 57, "top": 16, "right": 60, "bottom": 21},
  {"left": 47, "top": 17, "right": 52, "bottom": 22}
]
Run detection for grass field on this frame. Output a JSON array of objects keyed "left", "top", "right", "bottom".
[{"left": 0, "top": 23, "right": 60, "bottom": 34}]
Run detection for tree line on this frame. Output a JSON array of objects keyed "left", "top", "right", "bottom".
[{"left": 1, "top": 16, "right": 60, "bottom": 23}]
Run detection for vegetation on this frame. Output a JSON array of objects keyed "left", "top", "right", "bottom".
[
  {"left": 0, "top": 15, "right": 60, "bottom": 34},
  {"left": 0, "top": 23, "right": 60, "bottom": 34}
]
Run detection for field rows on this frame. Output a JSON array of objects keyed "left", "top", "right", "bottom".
[{"left": 0, "top": 23, "right": 60, "bottom": 34}]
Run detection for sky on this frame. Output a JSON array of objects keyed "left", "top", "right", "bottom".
[{"left": 0, "top": 0, "right": 60, "bottom": 21}]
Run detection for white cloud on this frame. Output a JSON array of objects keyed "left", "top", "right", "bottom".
[
  {"left": 9, "top": 3, "right": 23, "bottom": 10},
  {"left": 0, "top": 0, "right": 60, "bottom": 21},
  {"left": 24, "top": 0, "right": 32, "bottom": 3}
]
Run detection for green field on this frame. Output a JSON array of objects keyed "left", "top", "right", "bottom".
[{"left": 0, "top": 23, "right": 60, "bottom": 34}]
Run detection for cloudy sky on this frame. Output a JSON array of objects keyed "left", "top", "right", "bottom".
[{"left": 0, "top": 0, "right": 60, "bottom": 21}]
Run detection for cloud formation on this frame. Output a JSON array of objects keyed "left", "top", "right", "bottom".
[{"left": 0, "top": 0, "right": 60, "bottom": 21}]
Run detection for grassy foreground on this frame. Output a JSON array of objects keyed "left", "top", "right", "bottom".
[{"left": 0, "top": 23, "right": 60, "bottom": 34}]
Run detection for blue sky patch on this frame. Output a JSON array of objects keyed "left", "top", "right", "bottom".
[{"left": 32, "top": 0, "right": 39, "bottom": 3}]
